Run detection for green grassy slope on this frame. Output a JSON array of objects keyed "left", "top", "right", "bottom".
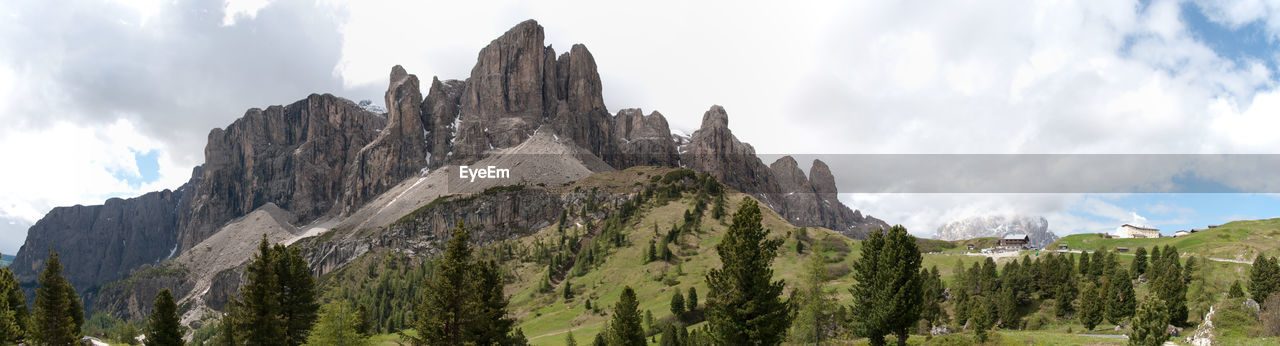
[{"left": 1050, "top": 218, "right": 1280, "bottom": 261}]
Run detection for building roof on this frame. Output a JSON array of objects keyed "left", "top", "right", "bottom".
[
  {"left": 1002, "top": 233, "right": 1029, "bottom": 240},
  {"left": 1121, "top": 224, "right": 1159, "bottom": 231}
]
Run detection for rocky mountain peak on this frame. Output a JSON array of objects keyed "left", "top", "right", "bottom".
[
  {"left": 700, "top": 105, "right": 730, "bottom": 129},
  {"left": 935, "top": 215, "right": 1059, "bottom": 248}
]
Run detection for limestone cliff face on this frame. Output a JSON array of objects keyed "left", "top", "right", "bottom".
[
  {"left": 178, "top": 94, "right": 386, "bottom": 251},
  {"left": 682, "top": 106, "right": 889, "bottom": 238},
  {"left": 341, "top": 66, "right": 429, "bottom": 214},
  {"left": 10, "top": 180, "right": 192, "bottom": 301},
  {"left": 613, "top": 109, "right": 680, "bottom": 168},
  {"left": 421, "top": 77, "right": 465, "bottom": 169}
]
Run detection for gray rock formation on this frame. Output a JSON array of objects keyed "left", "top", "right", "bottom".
[
  {"left": 10, "top": 181, "right": 192, "bottom": 302},
  {"left": 178, "top": 94, "right": 386, "bottom": 251},
  {"left": 681, "top": 105, "right": 887, "bottom": 238},
  {"left": 421, "top": 77, "right": 465, "bottom": 169},
  {"left": 613, "top": 109, "right": 680, "bottom": 167},
  {"left": 341, "top": 66, "right": 429, "bottom": 214},
  {"left": 935, "top": 215, "right": 1059, "bottom": 248}
]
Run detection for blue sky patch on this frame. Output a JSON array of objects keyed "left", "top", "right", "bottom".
[
  {"left": 111, "top": 149, "right": 160, "bottom": 187},
  {"left": 1181, "top": 2, "right": 1278, "bottom": 77}
]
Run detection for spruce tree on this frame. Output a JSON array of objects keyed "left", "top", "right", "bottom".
[
  {"left": 997, "top": 284, "right": 1018, "bottom": 328},
  {"left": 233, "top": 236, "right": 285, "bottom": 345},
  {"left": 791, "top": 254, "right": 832, "bottom": 344},
  {"left": 32, "top": 249, "right": 80, "bottom": 345},
  {"left": 1079, "top": 251, "right": 1091, "bottom": 277},
  {"left": 411, "top": 222, "right": 475, "bottom": 345},
  {"left": 0, "top": 267, "right": 28, "bottom": 343},
  {"left": 670, "top": 291, "right": 685, "bottom": 317},
  {"left": 1229, "top": 280, "right": 1245, "bottom": 298},
  {"left": 470, "top": 260, "right": 516, "bottom": 344},
  {"left": 1250, "top": 255, "right": 1279, "bottom": 303},
  {"left": 1129, "top": 295, "right": 1169, "bottom": 346},
  {"left": 609, "top": 286, "right": 645, "bottom": 346},
  {"left": 145, "top": 289, "right": 182, "bottom": 346},
  {"left": 686, "top": 287, "right": 698, "bottom": 312},
  {"left": 1106, "top": 268, "right": 1136, "bottom": 325},
  {"left": 705, "top": 199, "right": 792, "bottom": 345},
  {"left": 565, "top": 330, "right": 577, "bottom": 346},
  {"left": 274, "top": 244, "right": 319, "bottom": 345},
  {"left": 1132, "top": 247, "right": 1148, "bottom": 280},
  {"left": 920, "top": 266, "right": 945, "bottom": 327},
  {"left": 849, "top": 225, "right": 923, "bottom": 346},
  {"left": 304, "top": 300, "right": 370, "bottom": 346},
  {"left": 1154, "top": 246, "right": 1187, "bottom": 326},
  {"left": 1079, "top": 282, "right": 1102, "bottom": 331},
  {"left": 0, "top": 302, "right": 19, "bottom": 346},
  {"left": 970, "top": 297, "right": 993, "bottom": 343}
]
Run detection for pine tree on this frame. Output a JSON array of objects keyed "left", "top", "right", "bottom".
[
  {"left": 410, "top": 223, "right": 475, "bottom": 345},
  {"left": 1129, "top": 295, "right": 1169, "bottom": 346},
  {"left": 686, "top": 287, "right": 698, "bottom": 312},
  {"left": 1149, "top": 246, "right": 1162, "bottom": 281},
  {"left": 232, "top": 236, "right": 285, "bottom": 345},
  {"left": 660, "top": 324, "right": 679, "bottom": 346},
  {"left": 705, "top": 199, "right": 792, "bottom": 345},
  {"left": 1229, "top": 280, "right": 1245, "bottom": 298},
  {"left": 1106, "top": 268, "right": 1136, "bottom": 325},
  {"left": 1079, "top": 283, "right": 1103, "bottom": 331},
  {"left": 32, "top": 249, "right": 80, "bottom": 345},
  {"left": 145, "top": 289, "right": 182, "bottom": 346},
  {"left": 646, "top": 240, "right": 657, "bottom": 263},
  {"left": 1132, "top": 247, "right": 1148, "bottom": 280},
  {"left": 849, "top": 225, "right": 923, "bottom": 346},
  {"left": 304, "top": 300, "right": 370, "bottom": 346},
  {"left": 1153, "top": 246, "right": 1187, "bottom": 326},
  {"left": 670, "top": 291, "right": 685, "bottom": 317},
  {"left": 470, "top": 260, "right": 516, "bottom": 344},
  {"left": 274, "top": 244, "right": 319, "bottom": 345},
  {"left": 0, "top": 267, "right": 28, "bottom": 343},
  {"left": 1182, "top": 257, "right": 1198, "bottom": 285},
  {"left": 1079, "top": 251, "right": 1092, "bottom": 277},
  {"left": 920, "top": 266, "right": 945, "bottom": 327},
  {"left": 971, "top": 297, "right": 993, "bottom": 343},
  {"left": 791, "top": 254, "right": 832, "bottom": 344},
  {"left": 564, "top": 330, "right": 577, "bottom": 346},
  {"left": 609, "top": 286, "right": 645, "bottom": 346},
  {"left": 563, "top": 279, "right": 574, "bottom": 300},
  {"left": 997, "top": 283, "right": 1019, "bottom": 328},
  {"left": 1250, "top": 255, "right": 1279, "bottom": 303}
]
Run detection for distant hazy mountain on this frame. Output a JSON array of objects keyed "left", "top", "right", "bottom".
[{"left": 935, "top": 215, "right": 1059, "bottom": 248}]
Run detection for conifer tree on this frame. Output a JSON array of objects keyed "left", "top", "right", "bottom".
[
  {"left": 1129, "top": 295, "right": 1169, "bottom": 346},
  {"left": 1079, "top": 251, "right": 1092, "bottom": 277},
  {"left": 849, "top": 225, "right": 923, "bottom": 346},
  {"left": 1250, "top": 255, "right": 1279, "bottom": 303},
  {"left": 410, "top": 223, "right": 475, "bottom": 345},
  {"left": 232, "top": 236, "right": 286, "bottom": 345},
  {"left": 0, "top": 302, "right": 19, "bottom": 345},
  {"left": 705, "top": 199, "right": 792, "bottom": 345},
  {"left": 670, "top": 291, "right": 685, "bottom": 317},
  {"left": 1153, "top": 246, "right": 1187, "bottom": 326},
  {"left": 274, "top": 244, "right": 319, "bottom": 345},
  {"left": 971, "top": 297, "right": 993, "bottom": 343},
  {"left": 1079, "top": 282, "right": 1103, "bottom": 331},
  {"left": 686, "top": 287, "right": 698, "bottom": 312},
  {"left": 920, "top": 266, "right": 945, "bottom": 327},
  {"left": 564, "top": 330, "right": 577, "bottom": 346},
  {"left": 1229, "top": 280, "right": 1245, "bottom": 298},
  {"left": 1106, "top": 268, "right": 1136, "bottom": 325},
  {"left": 609, "top": 286, "right": 645, "bottom": 346},
  {"left": 470, "top": 260, "right": 516, "bottom": 345},
  {"left": 305, "top": 300, "right": 370, "bottom": 346},
  {"left": 791, "top": 254, "right": 832, "bottom": 344},
  {"left": 1149, "top": 246, "right": 1162, "bottom": 281},
  {"left": 0, "top": 267, "right": 28, "bottom": 343},
  {"left": 997, "top": 283, "right": 1019, "bottom": 328},
  {"left": 145, "top": 288, "right": 182, "bottom": 346},
  {"left": 1132, "top": 247, "right": 1148, "bottom": 280},
  {"left": 32, "top": 249, "right": 81, "bottom": 346}
]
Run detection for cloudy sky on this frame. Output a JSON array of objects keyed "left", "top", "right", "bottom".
[{"left": 2, "top": 0, "right": 1280, "bottom": 254}]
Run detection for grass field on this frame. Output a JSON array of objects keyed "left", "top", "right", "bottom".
[{"left": 1050, "top": 218, "right": 1280, "bottom": 261}]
